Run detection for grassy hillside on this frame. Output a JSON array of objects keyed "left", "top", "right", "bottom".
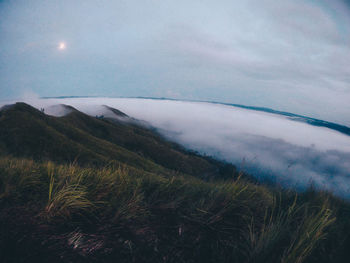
[
  {"left": 0, "top": 158, "right": 343, "bottom": 263},
  {"left": 0, "top": 103, "right": 237, "bottom": 178},
  {"left": 0, "top": 103, "right": 350, "bottom": 262}
]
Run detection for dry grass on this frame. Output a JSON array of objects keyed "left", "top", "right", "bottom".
[{"left": 0, "top": 157, "right": 338, "bottom": 262}]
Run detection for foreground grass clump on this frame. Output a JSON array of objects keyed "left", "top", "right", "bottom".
[{"left": 0, "top": 158, "right": 340, "bottom": 262}]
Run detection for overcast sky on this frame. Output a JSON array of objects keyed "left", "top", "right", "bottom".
[{"left": 1, "top": 0, "right": 350, "bottom": 125}]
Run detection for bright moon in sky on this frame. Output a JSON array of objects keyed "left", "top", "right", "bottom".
[{"left": 58, "top": 42, "right": 66, "bottom": 50}]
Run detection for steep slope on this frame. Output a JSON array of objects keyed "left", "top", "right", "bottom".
[
  {"left": 0, "top": 102, "right": 237, "bottom": 178},
  {"left": 0, "top": 102, "right": 347, "bottom": 263},
  {"left": 62, "top": 105, "right": 229, "bottom": 177},
  {"left": 0, "top": 103, "right": 163, "bottom": 172}
]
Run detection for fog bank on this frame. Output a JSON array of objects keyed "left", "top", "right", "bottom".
[{"left": 4, "top": 97, "right": 350, "bottom": 196}]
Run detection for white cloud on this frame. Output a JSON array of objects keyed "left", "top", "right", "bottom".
[{"left": 8, "top": 97, "right": 350, "bottom": 197}]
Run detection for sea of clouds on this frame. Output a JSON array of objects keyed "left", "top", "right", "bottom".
[{"left": 2, "top": 97, "right": 350, "bottom": 197}]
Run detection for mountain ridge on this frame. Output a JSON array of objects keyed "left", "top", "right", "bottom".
[
  {"left": 38, "top": 96, "right": 350, "bottom": 136},
  {"left": 0, "top": 102, "right": 238, "bottom": 179}
]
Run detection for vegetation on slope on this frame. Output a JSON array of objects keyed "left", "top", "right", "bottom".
[
  {"left": 0, "top": 103, "right": 237, "bottom": 178},
  {"left": 0, "top": 103, "right": 349, "bottom": 262},
  {"left": 0, "top": 158, "right": 340, "bottom": 263}
]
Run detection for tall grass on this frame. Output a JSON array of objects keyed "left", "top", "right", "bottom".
[
  {"left": 281, "top": 200, "right": 335, "bottom": 263},
  {"left": 247, "top": 193, "right": 335, "bottom": 263},
  {"left": 0, "top": 157, "right": 337, "bottom": 262},
  {"left": 45, "top": 184, "right": 95, "bottom": 221}
]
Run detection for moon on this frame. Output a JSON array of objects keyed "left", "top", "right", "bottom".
[{"left": 58, "top": 42, "right": 66, "bottom": 50}]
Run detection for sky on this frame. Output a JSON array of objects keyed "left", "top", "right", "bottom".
[
  {"left": 11, "top": 97, "right": 350, "bottom": 197},
  {"left": 1, "top": 0, "right": 350, "bottom": 125}
]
